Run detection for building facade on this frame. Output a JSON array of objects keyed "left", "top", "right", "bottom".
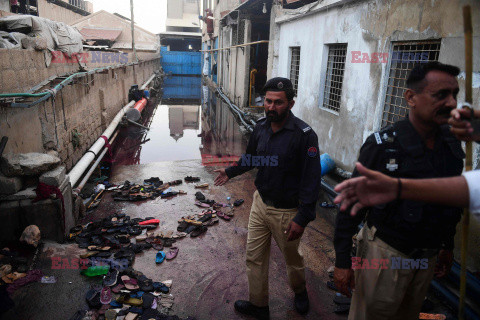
[
  {"left": 0, "top": 0, "right": 93, "bottom": 24},
  {"left": 269, "top": 0, "right": 480, "bottom": 172}
]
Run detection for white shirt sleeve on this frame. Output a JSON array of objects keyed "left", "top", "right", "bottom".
[{"left": 463, "top": 170, "right": 480, "bottom": 220}]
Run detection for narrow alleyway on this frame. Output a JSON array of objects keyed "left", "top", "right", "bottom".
[{"left": 3, "top": 82, "right": 344, "bottom": 320}]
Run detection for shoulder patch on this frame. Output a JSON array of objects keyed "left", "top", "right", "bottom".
[
  {"left": 374, "top": 132, "right": 382, "bottom": 145},
  {"left": 302, "top": 126, "right": 312, "bottom": 133}
]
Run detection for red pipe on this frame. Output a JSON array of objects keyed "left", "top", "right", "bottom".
[
  {"left": 134, "top": 98, "right": 147, "bottom": 113},
  {"left": 126, "top": 98, "right": 148, "bottom": 121}
]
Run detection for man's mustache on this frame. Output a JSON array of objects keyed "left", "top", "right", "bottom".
[{"left": 436, "top": 108, "right": 452, "bottom": 116}]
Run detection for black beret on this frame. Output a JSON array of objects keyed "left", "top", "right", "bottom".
[{"left": 262, "top": 77, "right": 293, "bottom": 94}]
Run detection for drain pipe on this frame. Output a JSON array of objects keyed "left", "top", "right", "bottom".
[
  {"left": 141, "top": 73, "right": 157, "bottom": 90},
  {"left": 68, "top": 99, "right": 135, "bottom": 187},
  {"left": 68, "top": 73, "right": 159, "bottom": 187},
  {"left": 75, "top": 130, "right": 120, "bottom": 192},
  {"left": 217, "top": 87, "right": 257, "bottom": 127},
  {"left": 216, "top": 87, "right": 253, "bottom": 132}
]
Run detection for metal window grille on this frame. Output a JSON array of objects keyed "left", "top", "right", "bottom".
[
  {"left": 381, "top": 40, "right": 441, "bottom": 127},
  {"left": 232, "top": 25, "right": 238, "bottom": 46},
  {"left": 322, "top": 44, "right": 347, "bottom": 113},
  {"left": 237, "top": 20, "right": 245, "bottom": 45},
  {"left": 289, "top": 47, "right": 301, "bottom": 95}
]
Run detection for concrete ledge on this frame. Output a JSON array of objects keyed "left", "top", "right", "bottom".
[{"left": 0, "top": 177, "right": 73, "bottom": 243}]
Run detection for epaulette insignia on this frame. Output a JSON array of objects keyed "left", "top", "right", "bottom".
[
  {"left": 374, "top": 132, "right": 382, "bottom": 144},
  {"left": 303, "top": 126, "right": 311, "bottom": 133}
]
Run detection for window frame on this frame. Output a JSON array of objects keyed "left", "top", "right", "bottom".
[
  {"left": 380, "top": 40, "right": 442, "bottom": 128},
  {"left": 288, "top": 46, "right": 301, "bottom": 97},
  {"left": 319, "top": 43, "right": 348, "bottom": 115}
]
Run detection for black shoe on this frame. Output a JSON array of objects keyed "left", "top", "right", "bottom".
[
  {"left": 234, "top": 300, "right": 269, "bottom": 320},
  {"left": 195, "top": 191, "right": 205, "bottom": 201},
  {"left": 294, "top": 290, "right": 309, "bottom": 314}
]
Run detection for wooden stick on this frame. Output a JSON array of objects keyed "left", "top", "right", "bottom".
[{"left": 459, "top": 5, "right": 472, "bottom": 320}]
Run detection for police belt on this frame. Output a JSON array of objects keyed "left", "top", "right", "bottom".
[
  {"left": 259, "top": 192, "right": 298, "bottom": 209},
  {"left": 367, "top": 221, "right": 439, "bottom": 259}
]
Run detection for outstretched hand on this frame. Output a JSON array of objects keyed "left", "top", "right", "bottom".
[
  {"left": 214, "top": 168, "right": 229, "bottom": 186},
  {"left": 334, "top": 162, "right": 398, "bottom": 215},
  {"left": 449, "top": 108, "right": 480, "bottom": 142}
]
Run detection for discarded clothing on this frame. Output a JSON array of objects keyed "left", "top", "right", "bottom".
[{"left": 6, "top": 269, "right": 43, "bottom": 295}]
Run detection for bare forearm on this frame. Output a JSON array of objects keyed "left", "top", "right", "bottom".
[{"left": 401, "top": 176, "right": 469, "bottom": 207}]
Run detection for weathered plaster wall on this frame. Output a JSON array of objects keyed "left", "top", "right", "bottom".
[
  {"left": 272, "top": 0, "right": 480, "bottom": 271},
  {"left": 213, "top": 0, "right": 242, "bottom": 38},
  {"left": 274, "top": 0, "right": 480, "bottom": 171},
  {"left": 0, "top": 48, "right": 160, "bottom": 171}
]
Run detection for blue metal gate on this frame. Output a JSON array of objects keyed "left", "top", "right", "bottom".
[
  {"left": 162, "top": 76, "right": 201, "bottom": 101},
  {"left": 161, "top": 47, "right": 202, "bottom": 76}
]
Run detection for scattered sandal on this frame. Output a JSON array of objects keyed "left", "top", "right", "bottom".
[
  {"left": 217, "top": 211, "right": 231, "bottom": 221},
  {"left": 195, "top": 191, "right": 205, "bottom": 200},
  {"left": 195, "top": 201, "right": 211, "bottom": 208},
  {"left": 165, "top": 247, "right": 179, "bottom": 260},
  {"left": 203, "top": 217, "right": 219, "bottom": 226},
  {"left": 100, "top": 286, "right": 112, "bottom": 304},
  {"left": 190, "top": 225, "right": 208, "bottom": 237},
  {"left": 155, "top": 251, "right": 166, "bottom": 264},
  {"left": 121, "top": 275, "right": 139, "bottom": 290},
  {"left": 233, "top": 199, "right": 244, "bottom": 206}
]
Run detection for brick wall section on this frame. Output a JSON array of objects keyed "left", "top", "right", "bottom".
[{"left": 0, "top": 48, "right": 160, "bottom": 171}]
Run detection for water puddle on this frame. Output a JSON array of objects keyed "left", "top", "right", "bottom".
[{"left": 112, "top": 77, "right": 247, "bottom": 166}]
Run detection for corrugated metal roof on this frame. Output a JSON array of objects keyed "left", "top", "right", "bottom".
[{"left": 80, "top": 27, "right": 122, "bottom": 41}]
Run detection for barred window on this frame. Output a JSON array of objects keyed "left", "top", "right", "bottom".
[
  {"left": 381, "top": 40, "right": 441, "bottom": 127},
  {"left": 289, "top": 47, "right": 300, "bottom": 96},
  {"left": 231, "top": 25, "right": 238, "bottom": 46},
  {"left": 237, "top": 20, "right": 245, "bottom": 45},
  {"left": 231, "top": 20, "right": 245, "bottom": 46},
  {"left": 322, "top": 44, "right": 347, "bottom": 113}
]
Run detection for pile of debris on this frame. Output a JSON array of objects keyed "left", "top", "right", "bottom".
[
  {"left": 65, "top": 176, "right": 244, "bottom": 319},
  {"left": 0, "top": 225, "right": 44, "bottom": 315},
  {"left": 0, "top": 15, "right": 83, "bottom": 65}
]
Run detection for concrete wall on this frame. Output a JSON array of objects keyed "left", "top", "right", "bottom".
[
  {"left": 212, "top": 0, "right": 239, "bottom": 38},
  {"left": 0, "top": 48, "right": 160, "bottom": 171},
  {"left": 167, "top": 0, "right": 184, "bottom": 19},
  {"left": 218, "top": 18, "right": 251, "bottom": 107},
  {"left": 272, "top": 0, "right": 480, "bottom": 171},
  {"left": 271, "top": 0, "right": 480, "bottom": 271},
  {"left": 37, "top": 0, "right": 88, "bottom": 25}
]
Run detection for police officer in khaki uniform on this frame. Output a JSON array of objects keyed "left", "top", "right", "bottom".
[
  {"left": 334, "top": 62, "right": 464, "bottom": 320},
  {"left": 215, "top": 78, "right": 321, "bottom": 319}
]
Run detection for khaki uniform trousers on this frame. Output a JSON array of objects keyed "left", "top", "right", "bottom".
[
  {"left": 348, "top": 225, "right": 437, "bottom": 320},
  {"left": 246, "top": 190, "right": 306, "bottom": 307}
]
